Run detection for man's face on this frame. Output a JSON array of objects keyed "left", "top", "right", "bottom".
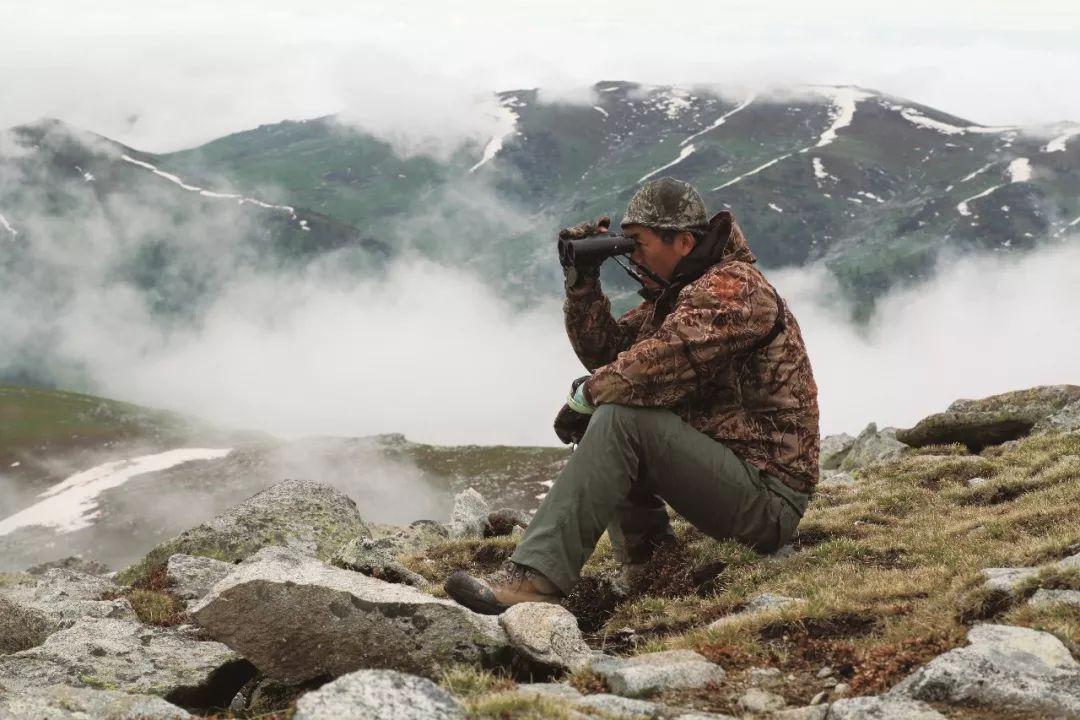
[{"left": 623, "top": 225, "right": 696, "bottom": 287}]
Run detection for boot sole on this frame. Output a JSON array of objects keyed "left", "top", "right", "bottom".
[{"left": 443, "top": 571, "right": 507, "bottom": 615}]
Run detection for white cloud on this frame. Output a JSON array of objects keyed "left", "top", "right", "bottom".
[{"left": 1, "top": 0, "right": 1078, "bottom": 152}]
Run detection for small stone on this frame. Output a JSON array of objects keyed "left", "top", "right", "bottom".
[
  {"left": 816, "top": 666, "right": 833, "bottom": 679},
  {"left": 829, "top": 696, "right": 945, "bottom": 719},
  {"left": 574, "top": 693, "right": 658, "bottom": 717},
  {"left": 1028, "top": 589, "right": 1080, "bottom": 608},
  {"left": 832, "top": 683, "right": 851, "bottom": 698},
  {"left": 708, "top": 593, "right": 806, "bottom": 628},
  {"left": 293, "top": 669, "right": 465, "bottom": 720},
  {"left": 738, "top": 687, "right": 787, "bottom": 713},
  {"left": 773, "top": 707, "right": 828, "bottom": 720},
  {"left": 499, "top": 603, "right": 592, "bottom": 672},
  {"left": 591, "top": 649, "right": 725, "bottom": 697},
  {"left": 981, "top": 567, "right": 1039, "bottom": 594},
  {"left": 810, "top": 691, "right": 828, "bottom": 706},
  {"left": 749, "top": 667, "right": 783, "bottom": 688},
  {"left": 966, "top": 476, "right": 989, "bottom": 488},
  {"left": 821, "top": 677, "right": 837, "bottom": 688},
  {"left": 513, "top": 683, "right": 583, "bottom": 701}
]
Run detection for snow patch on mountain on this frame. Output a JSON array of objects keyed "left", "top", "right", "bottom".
[
  {"left": 639, "top": 144, "right": 697, "bottom": 183},
  {"left": 960, "top": 162, "right": 995, "bottom": 183},
  {"left": 815, "top": 87, "right": 870, "bottom": 148},
  {"left": 712, "top": 152, "right": 793, "bottom": 191},
  {"left": 812, "top": 157, "right": 836, "bottom": 183},
  {"left": 469, "top": 104, "right": 519, "bottom": 173},
  {"left": 768, "top": 203, "right": 783, "bottom": 213},
  {"left": 121, "top": 155, "right": 307, "bottom": 228},
  {"left": 1008, "top": 158, "right": 1032, "bottom": 183},
  {"left": 681, "top": 94, "right": 755, "bottom": 147},
  {"left": 593, "top": 106, "right": 609, "bottom": 118},
  {"left": 1043, "top": 126, "right": 1080, "bottom": 152},
  {"left": 958, "top": 185, "right": 1003, "bottom": 217},
  {"left": 0, "top": 212, "right": 16, "bottom": 236},
  {"left": 0, "top": 448, "right": 232, "bottom": 536}
]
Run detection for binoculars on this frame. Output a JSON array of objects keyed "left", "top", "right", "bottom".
[{"left": 557, "top": 234, "right": 636, "bottom": 269}]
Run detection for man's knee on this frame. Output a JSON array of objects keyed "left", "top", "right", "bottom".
[{"left": 589, "top": 403, "right": 639, "bottom": 432}]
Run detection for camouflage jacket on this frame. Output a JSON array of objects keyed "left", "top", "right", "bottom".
[{"left": 566, "top": 212, "right": 820, "bottom": 494}]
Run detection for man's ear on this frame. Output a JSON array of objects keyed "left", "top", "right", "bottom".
[{"left": 677, "top": 231, "right": 696, "bottom": 257}]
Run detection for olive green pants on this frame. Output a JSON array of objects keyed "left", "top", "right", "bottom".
[{"left": 512, "top": 404, "right": 809, "bottom": 595}]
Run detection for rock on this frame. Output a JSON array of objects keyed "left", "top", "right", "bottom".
[
  {"left": 828, "top": 696, "right": 946, "bottom": 719},
  {"left": 573, "top": 693, "right": 659, "bottom": 717},
  {"left": 966, "top": 476, "right": 989, "bottom": 488},
  {"left": 1028, "top": 589, "right": 1080, "bottom": 608},
  {"left": 818, "top": 471, "right": 856, "bottom": 488},
  {"left": 190, "top": 546, "right": 508, "bottom": 682},
  {"left": 449, "top": 488, "right": 489, "bottom": 539},
  {"left": 749, "top": 666, "right": 784, "bottom": 687},
  {"left": 1057, "top": 551, "right": 1080, "bottom": 571},
  {"left": 369, "top": 520, "right": 449, "bottom": 557},
  {"left": 810, "top": 691, "right": 828, "bottom": 705},
  {"left": 820, "top": 433, "right": 856, "bottom": 470},
  {"left": 166, "top": 554, "right": 234, "bottom": 605},
  {"left": 891, "top": 623, "right": 1080, "bottom": 716},
  {"left": 0, "top": 595, "right": 50, "bottom": 654},
  {"left": 118, "top": 479, "right": 371, "bottom": 584},
  {"left": 0, "top": 684, "right": 193, "bottom": 719},
  {"left": 832, "top": 682, "right": 851, "bottom": 698},
  {"left": 816, "top": 666, "right": 833, "bottom": 679},
  {"left": 1032, "top": 399, "right": 1080, "bottom": 434},
  {"left": 840, "top": 423, "right": 907, "bottom": 471},
  {"left": 514, "top": 682, "right": 583, "bottom": 701},
  {"left": 591, "top": 650, "right": 725, "bottom": 697},
  {"left": 331, "top": 537, "right": 427, "bottom": 587},
  {"left": 738, "top": 687, "right": 786, "bottom": 713},
  {"left": 774, "top": 706, "right": 828, "bottom": 720},
  {"left": 708, "top": 593, "right": 807, "bottom": 628},
  {"left": 0, "top": 568, "right": 135, "bottom": 628},
  {"left": 0, "top": 617, "right": 253, "bottom": 708},
  {"left": 896, "top": 385, "right": 1080, "bottom": 450},
  {"left": 980, "top": 566, "right": 1040, "bottom": 593},
  {"left": 499, "top": 602, "right": 592, "bottom": 672},
  {"left": 485, "top": 508, "right": 531, "bottom": 537},
  {"left": 25, "top": 556, "right": 110, "bottom": 576},
  {"left": 293, "top": 669, "right": 465, "bottom": 720}
]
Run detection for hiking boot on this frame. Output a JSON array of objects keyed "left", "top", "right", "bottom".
[
  {"left": 613, "top": 563, "right": 648, "bottom": 598},
  {"left": 444, "top": 563, "right": 563, "bottom": 615}
]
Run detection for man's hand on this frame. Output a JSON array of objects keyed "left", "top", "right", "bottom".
[
  {"left": 559, "top": 216, "right": 611, "bottom": 290},
  {"left": 553, "top": 376, "right": 594, "bottom": 445}
]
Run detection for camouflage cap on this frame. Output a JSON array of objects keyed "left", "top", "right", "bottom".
[{"left": 621, "top": 177, "right": 708, "bottom": 231}]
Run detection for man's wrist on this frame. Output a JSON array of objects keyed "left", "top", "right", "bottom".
[{"left": 567, "top": 381, "right": 595, "bottom": 415}]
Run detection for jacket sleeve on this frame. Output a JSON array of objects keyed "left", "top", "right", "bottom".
[
  {"left": 563, "top": 275, "right": 651, "bottom": 371},
  {"left": 584, "top": 266, "right": 778, "bottom": 407}
]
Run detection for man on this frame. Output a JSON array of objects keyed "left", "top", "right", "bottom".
[{"left": 445, "top": 177, "right": 819, "bottom": 614}]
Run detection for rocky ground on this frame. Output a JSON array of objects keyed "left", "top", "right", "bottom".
[{"left": 0, "top": 385, "right": 1078, "bottom": 719}]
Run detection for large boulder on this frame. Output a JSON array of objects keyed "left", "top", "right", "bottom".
[
  {"left": 1032, "top": 399, "right": 1080, "bottom": 434},
  {"left": 0, "top": 617, "right": 253, "bottom": 709},
  {"left": 332, "top": 537, "right": 427, "bottom": 588},
  {"left": 448, "top": 488, "right": 489, "bottom": 539},
  {"left": 0, "top": 568, "right": 135, "bottom": 628},
  {"left": 891, "top": 623, "right": 1080, "bottom": 716},
  {"left": 0, "top": 595, "right": 51, "bottom": 654},
  {"left": 190, "top": 546, "right": 509, "bottom": 683},
  {"left": 820, "top": 433, "right": 856, "bottom": 470},
  {"left": 896, "top": 385, "right": 1080, "bottom": 450},
  {"left": 293, "top": 669, "right": 465, "bottom": 720},
  {"left": 118, "top": 479, "right": 371, "bottom": 584},
  {"left": 0, "top": 684, "right": 193, "bottom": 719},
  {"left": 839, "top": 424, "right": 907, "bottom": 471}
]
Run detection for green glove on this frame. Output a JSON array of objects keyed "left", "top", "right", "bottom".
[{"left": 566, "top": 377, "right": 595, "bottom": 415}]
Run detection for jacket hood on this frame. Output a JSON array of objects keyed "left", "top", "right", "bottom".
[{"left": 672, "top": 210, "right": 756, "bottom": 284}]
